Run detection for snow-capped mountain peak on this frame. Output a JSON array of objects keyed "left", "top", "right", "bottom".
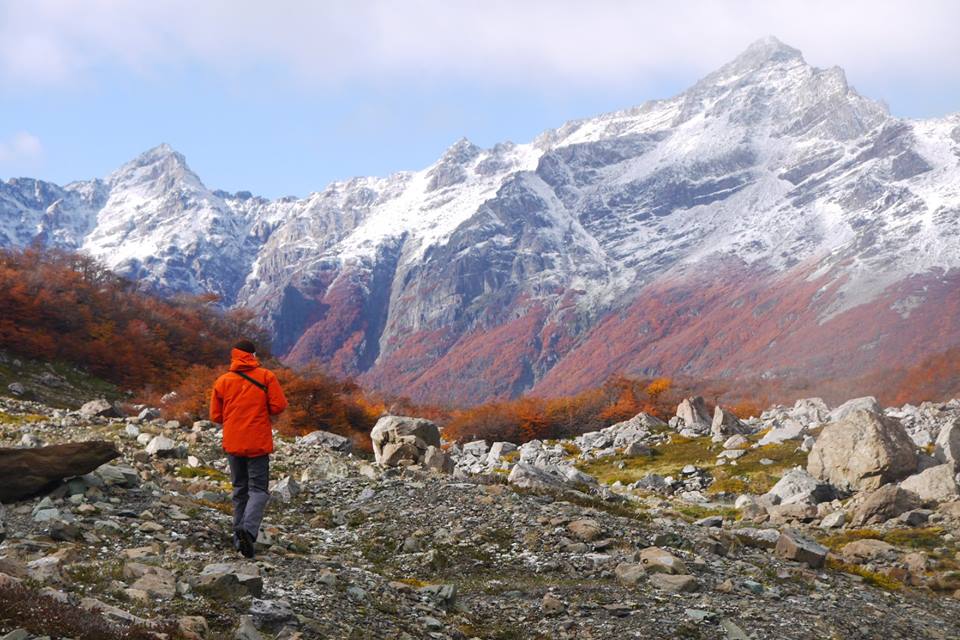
[{"left": 3, "top": 39, "right": 960, "bottom": 403}]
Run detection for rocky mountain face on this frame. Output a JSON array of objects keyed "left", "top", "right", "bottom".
[
  {"left": 4, "top": 37, "right": 960, "bottom": 403},
  {"left": 5, "top": 373, "right": 960, "bottom": 638}
]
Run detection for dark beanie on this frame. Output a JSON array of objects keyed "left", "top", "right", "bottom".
[{"left": 233, "top": 339, "right": 256, "bottom": 354}]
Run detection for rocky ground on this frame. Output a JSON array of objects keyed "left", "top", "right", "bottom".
[{"left": 4, "top": 392, "right": 960, "bottom": 639}]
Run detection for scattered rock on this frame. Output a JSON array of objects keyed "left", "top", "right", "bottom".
[
  {"left": 775, "top": 529, "right": 828, "bottom": 569},
  {"left": 649, "top": 573, "right": 699, "bottom": 592},
  {"left": 639, "top": 547, "right": 688, "bottom": 575}
]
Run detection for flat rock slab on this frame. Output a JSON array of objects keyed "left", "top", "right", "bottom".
[{"left": 0, "top": 441, "right": 119, "bottom": 502}]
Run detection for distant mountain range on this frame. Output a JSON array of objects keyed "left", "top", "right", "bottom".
[{"left": 3, "top": 37, "right": 960, "bottom": 404}]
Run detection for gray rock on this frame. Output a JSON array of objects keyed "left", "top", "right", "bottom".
[
  {"left": 79, "top": 398, "right": 120, "bottom": 418},
  {"left": 422, "top": 446, "right": 454, "bottom": 473},
  {"left": 934, "top": 420, "right": 960, "bottom": 470},
  {"left": 234, "top": 615, "right": 264, "bottom": 640},
  {"left": 507, "top": 463, "right": 565, "bottom": 490},
  {"left": 765, "top": 468, "right": 834, "bottom": 506},
  {"left": 95, "top": 464, "right": 139, "bottom": 487},
  {"left": 7, "top": 382, "right": 26, "bottom": 396},
  {"left": 639, "top": 547, "right": 688, "bottom": 574},
  {"left": 487, "top": 441, "right": 518, "bottom": 464},
  {"left": 850, "top": 484, "right": 922, "bottom": 526},
  {"left": 676, "top": 397, "right": 712, "bottom": 434},
  {"left": 370, "top": 415, "right": 440, "bottom": 466},
  {"left": 711, "top": 406, "right": 749, "bottom": 442},
  {"left": 249, "top": 598, "right": 297, "bottom": 633},
  {"left": 299, "top": 429, "right": 353, "bottom": 453},
  {"left": 758, "top": 418, "right": 806, "bottom": 445},
  {"left": 775, "top": 528, "right": 828, "bottom": 568},
  {"left": 137, "top": 407, "right": 161, "bottom": 420},
  {"left": 649, "top": 573, "right": 699, "bottom": 592},
  {"left": 807, "top": 410, "right": 917, "bottom": 491},
  {"left": 144, "top": 435, "right": 180, "bottom": 457},
  {"left": 614, "top": 562, "right": 645, "bottom": 586},
  {"left": 828, "top": 396, "right": 882, "bottom": 422},
  {"left": 270, "top": 475, "right": 300, "bottom": 502},
  {"left": 462, "top": 440, "right": 489, "bottom": 456},
  {"left": 0, "top": 503, "right": 5, "bottom": 544},
  {"left": 819, "top": 510, "right": 846, "bottom": 529},
  {"left": 899, "top": 464, "right": 959, "bottom": 503}
]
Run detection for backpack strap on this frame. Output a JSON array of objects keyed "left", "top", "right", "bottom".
[{"left": 232, "top": 370, "right": 268, "bottom": 393}]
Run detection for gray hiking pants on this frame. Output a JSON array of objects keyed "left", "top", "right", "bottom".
[{"left": 227, "top": 454, "right": 270, "bottom": 547}]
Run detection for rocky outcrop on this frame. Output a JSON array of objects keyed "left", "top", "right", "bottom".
[
  {"left": 710, "top": 406, "right": 750, "bottom": 442},
  {"left": 0, "top": 441, "right": 119, "bottom": 502},
  {"left": 369, "top": 415, "right": 448, "bottom": 470},
  {"left": 675, "top": 397, "right": 712, "bottom": 436},
  {"left": 807, "top": 410, "right": 917, "bottom": 492}
]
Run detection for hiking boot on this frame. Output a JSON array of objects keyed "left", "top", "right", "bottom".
[{"left": 237, "top": 529, "right": 256, "bottom": 559}]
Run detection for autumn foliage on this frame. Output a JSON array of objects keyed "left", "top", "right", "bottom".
[
  {"left": 441, "top": 376, "right": 678, "bottom": 444},
  {"left": 0, "top": 247, "right": 267, "bottom": 389}
]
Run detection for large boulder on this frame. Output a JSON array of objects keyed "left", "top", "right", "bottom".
[
  {"left": 934, "top": 420, "right": 960, "bottom": 470},
  {"left": 370, "top": 415, "right": 441, "bottom": 467},
  {"left": 676, "top": 397, "right": 712, "bottom": 435},
  {"left": 850, "top": 484, "right": 922, "bottom": 526},
  {"left": 710, "top": 407, "right": 749, "bottom": 442},
  {"left": 807, "top": 410, "right": 917, "bottom": 492},
  {"left": 0, "top": 441, "right": 119, "bottom": 502},
  {"left": 828, "top": 396, "right": 882, "bottom": 422},
  {"left": 900, "top": 464, "right": 960, "bottom": 503}
]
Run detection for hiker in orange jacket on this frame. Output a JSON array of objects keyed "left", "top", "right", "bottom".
[{"left": 210, "top": 339, "right": 288, "bottom": 558}]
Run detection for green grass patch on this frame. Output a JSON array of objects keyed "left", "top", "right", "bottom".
[
  {"left": 826, "top": 557, "right": 902, "bottom": 590},
  {"left": 0, "top": 355, "right": 120, "bottom": 408},
  {"left": 708, "top": 441, "right": 808, "bottom": 495},
  {"left": 175, "top": 466, "right": 228, "bottom": 482},
  {"left": 818, "top": 527, "right": 949, "bottom": 553},
  {"left": 0, "top": 411, "right": 47, "bottom": 425},
  {"left": 818, "top": 528, "right": 883, "bottom": 551},
  {"left": 575, "top": 434, "right": 807, "bottom": 495},
  {"left": 671, "top": 503, "right": 740, "bottom": 522},
  {"left": 576, "top": 435, "right": 716, "bottom": 484}
]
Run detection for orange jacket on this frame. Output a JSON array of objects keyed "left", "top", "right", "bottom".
[{"left": 210, "top": 349, "right": 288, "bottom": 457}]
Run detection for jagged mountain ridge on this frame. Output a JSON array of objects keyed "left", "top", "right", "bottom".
[{"left": 3, "top": 37, "right": 960, "bottom": 403}]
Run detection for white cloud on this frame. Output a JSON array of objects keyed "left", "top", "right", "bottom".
[
  {"left": 0, "top": 0, "right": 957, "bottom": 96},
  {"left": 0, "top": 132, "right": 43, "bottom": 166}
]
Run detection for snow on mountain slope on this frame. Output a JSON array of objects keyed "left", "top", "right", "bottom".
[{"left": 3, "top": 37, "right": 960, "bottom": 403}]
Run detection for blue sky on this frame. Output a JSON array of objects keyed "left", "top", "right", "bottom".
[{"left": 1, "top": 1, "right": 959, "bottom": 199}]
